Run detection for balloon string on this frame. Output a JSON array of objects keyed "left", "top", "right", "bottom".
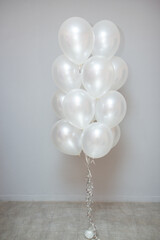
[{"left": 85, "top": 155, "right": 100, "bottom": 240}]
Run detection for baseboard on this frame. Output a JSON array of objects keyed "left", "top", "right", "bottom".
[{"left": 0, "top": 194, "right": 160, "bottom": 202}]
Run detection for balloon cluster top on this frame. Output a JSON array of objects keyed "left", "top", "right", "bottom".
[
  {"left": 58, "top": 17, "right": 120, "bottom": 65},
  {"left": 51, "top": 17, "right": 128, "bottom": 159}
]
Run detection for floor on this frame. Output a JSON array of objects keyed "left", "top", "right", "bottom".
[{"left": 0, "top": 202, "right": 159, "bottom": 240}]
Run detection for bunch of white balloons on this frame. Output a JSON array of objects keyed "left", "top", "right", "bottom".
[{"left": 51, "top": 17, "right": 128, "bottom": 159}]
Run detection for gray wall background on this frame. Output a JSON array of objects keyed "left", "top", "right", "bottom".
[{"left": 0, "top": 0, "right": 160, "bottom": 201}]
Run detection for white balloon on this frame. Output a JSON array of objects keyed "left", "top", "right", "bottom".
[
  {"left": 96, "top": 91, "right": 127, "bottom": 128},
  {"left": 82, "top": 122, "right": 113, "bottom": 159},
  {"left": 111, "top": 125, "right": 121, "bottom": 148},
  {"left": 58, "top": 17, "right": 95, "bottom": 65},
  {"left": 111, "top": 56, "right": 128, "bottom": 90},
  {"left": 63, "top": 89, "right": 95, "bottom": 129},
  {"left": 52, "top": 55, "right": 81, "bottom": 93},
  {"left": 51, "top": 90, "right": 65, "bottom": 118},
  {"left": 51, "top": 120, "right": 82, "bottom": 155},
  {"left": 93, "top": 20, "right": 120, "bottom": 59},
  {"left": 82, "top": 56, "right": 114, "bottom": 98}
]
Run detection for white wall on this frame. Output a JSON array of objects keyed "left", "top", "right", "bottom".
[{"left": 0, "top": 0, "right": 160, "bottom": 202}]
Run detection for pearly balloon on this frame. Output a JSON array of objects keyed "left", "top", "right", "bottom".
[
  {"left": 96, "top": 91, "right": 127, "bottom": 128},
  {"left": 52, "top": 55, "right": 81, "bottom": 93},
  {"left": 58, "top": 17, "right": 95, "bottom": 65},
  {"left": 63, "top": 89, "right": 95, "bottom": 129},
  {"left": 51, "top": 90, "right": 65, "bottom": 118},
  {"left": 111, "top": 125, "right": 121, "bottom": 148},
  {"left": 93, "top": 20, "right": 120, "bottom": 59},
  {"left": 82, "top": 56, "right": 114, "bottom": 98},
  {"left": 111, "top": 56, "right": 128, "bottom": 90},
  {"left": 51, "top": 120, "right": 82, "bottom": 155},
  {"left": 82, "top": 122, "right": 113, "bottom": 159}
]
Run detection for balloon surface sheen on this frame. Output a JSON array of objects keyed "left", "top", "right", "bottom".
[
  {"left": 82, "top": 56, "right": 114, "bottom": 98},
  {"left": 93, "top": 20, "right": 120, "bottom": 59},
  {"left": 58, "top": 17, "right": 95, "bottom": 65},
  {"left": 52, "top": 90, "right": 65, "bottom": 118},
  {"left": 110, "top": 56, "right": 128, "bottom": 90},
  {"left": 82, "top": 122, "right": 113, "bottom": 158},
  {"left": 52, "top": 17, "right": 127, "bottom": 159},
  {"left": 52, "top": 120, "right": 82, "bottom": 155},
  {"left": 96, "top": 90, "right": 127, "bottom": 128},
  {"left": 52, "top": 55, "right": 81, "bottom": 93},
  {"left": 63, "top": 89, "right": 95, "bottom": 129}
]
